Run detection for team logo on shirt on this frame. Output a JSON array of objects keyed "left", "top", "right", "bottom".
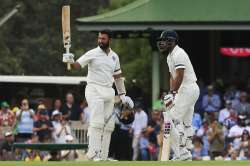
[{"left": 112, "top": 56, "right": 116, "bottom": 61}]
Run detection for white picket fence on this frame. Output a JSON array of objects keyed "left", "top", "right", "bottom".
[{"left": 69, "top": 121, "right": 89, "bottom": 144}]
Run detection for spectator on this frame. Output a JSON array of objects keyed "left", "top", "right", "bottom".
[
  {"left": 80, "top": 99, "right": 90, "bottom": 124},
  {"left": 237, "top": 130, "right": 250, "bottom": 159},
  {"left": 48, "top": 151, "right": 60, "bottom": 161},
  {"left": 61, "top": 92, "right": 81, "bottom": 121},
  {"left": 233, "top": 92, "right": 250, "bottom": 116},
  {"left": 227, "top": 114, "right": 247, "bottom": 150},
  {"left": 192, "top": 136, "right": 209, "bottom": 161},
  {"left": 139, "top": 128, "right": 149, "bottom": 160},
  {"left": 147, "top": 110, "right": 161, "bottom": 160},
  {"left": 0, "top": 101, "right": 15, "bottom": 140},
  {"left": 16, "top": 98, "right": 35, "bottom": 142},
  {"left": 196, "top": 121, "right": 210, "bottom": 156},
  {"left": 109, "top": 105, "right": 133, "bottom": 161},
  {"left": 26, "top": 133, "right": 39, "bottom": 144},
  {"left": 218, "top": 100, "right": 236, "bottom": 124},
  {"left": 224, "top": 85, "right": 240, "bottom": 101},
  {"left": 0, "top": 132, "right": 15, "bottom": 160},
  {"left": 192, "top": 111, "right": 202, "bottom": 133},
  {"left": 207, "top": 120, "right": 224, "bottom": 159},
  {"left": 202, "top": 85, "right": 221, "bottom": 113},
  {"left": 49, "top": 99, "right": 62, "bottom": 119},
  {"left": 225, "top": 150, "right": 240, "bottom": 160},
  {"left": 61, "top": 135, "right": 78, "bottom": 161},
  {"left": 24, "top": 150, "right": 42, "bottom": 162},
  {"left": 52, "top": 110, "right": 71, "bottom": 143},
  {"left": 33, "top": 109, "right": 54, "bottom": 142},
  {"left": 34, "top": 104, "right": 48, "bottom": 122},
  {"left": 131, "top": 102, "right": 148, "bottom": 160}
]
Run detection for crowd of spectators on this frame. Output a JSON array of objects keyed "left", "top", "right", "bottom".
[
  {"left": 1, "top": 78, "right": 250, "bottom": 161},
  {"left": 0, "top": 92, "right": 88, "bottom": 161}
]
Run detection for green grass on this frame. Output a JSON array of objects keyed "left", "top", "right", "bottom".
[{"left": 0, "top": 161, "right": 250, "bottom": 166}]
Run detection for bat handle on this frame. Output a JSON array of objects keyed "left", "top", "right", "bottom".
[
  {"left": 67, "top": 63, "right": 71, "bottom": 70},
  {"left": 66, "top": 45, "right": 71, "bottom": 71}
]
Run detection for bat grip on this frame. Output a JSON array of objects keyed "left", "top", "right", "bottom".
[
  {"left": 67, "top": 63, "right": 71, "bottom": 70},
  {"left": 66, "top": 46, "right": 71, "bottom": 71}
]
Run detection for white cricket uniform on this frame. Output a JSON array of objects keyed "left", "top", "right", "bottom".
[
  {"left": 167, "top": 45, "right": 199, "bottom": 126},
  {"left": 77, "top": 46, "right": 121, "bottom": 130},
  {"left": 164, "top": 45, "right": 200, "bottom": 158},
  {"left": 76, "top": 46, "right": 121, "bottom": 159}
]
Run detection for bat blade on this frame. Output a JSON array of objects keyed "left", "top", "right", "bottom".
[
  {"left": 62, "top": 5, "right": 71, "bottom": 47},
  {"left": 160, "top": 118, "right": 171, "bottom": 161},
  {"left": 161, "top": 133, "right": 171, "bottom": 161},
  {"left": 62, "top": 5, "right": 71, "bottom": 70}
]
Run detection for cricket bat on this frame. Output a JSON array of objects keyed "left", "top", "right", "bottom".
[
  {"left": 62, "top": 5, "right": 71, "bottom": 70},
  {"left": 160, "top": 115, "right": 171, "bottom": 161}
]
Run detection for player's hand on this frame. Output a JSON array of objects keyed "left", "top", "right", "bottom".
[
  {"left": 163, "top": 93, "right": 175, "bottom": 110},
  {"left": 120, "top": 95, "right": 134, "bottom": 109},
  {"left": 63, "top": 53, "right": 74, "bottom": 63}
]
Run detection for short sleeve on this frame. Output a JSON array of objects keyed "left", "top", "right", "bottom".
[
  {"left": 114, "top": 55, "right": 122, "bottom": 75},
  {"left": 76, "top": 51, "right": 93, "bottom": 68},
  {"left": 173, "top": 52, "right": 186, "bottom": 70}
]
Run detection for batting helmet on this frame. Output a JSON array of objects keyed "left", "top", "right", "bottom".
[{"left": 158, "top": 29, "right": 178, "bottom": 43}]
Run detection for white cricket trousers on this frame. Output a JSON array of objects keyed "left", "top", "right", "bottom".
[
  {"left": 170, "top": 82, "right": 199, "bottom": 127},
  {"left": 85, "top": 83, "right": 115, "bottom": 160},
  {"left": 164, "top": 82, "right": 200, "bottom": 157}
]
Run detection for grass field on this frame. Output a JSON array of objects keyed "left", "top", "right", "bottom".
[{"left": 0, "top": 161, "right": 250, "bottom": 166}]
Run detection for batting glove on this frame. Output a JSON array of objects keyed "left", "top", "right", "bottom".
[
  {"left": 120, "top": 95, "right": 134, "bottom": 109},
  {"left": 63, "top": 53, "right": 75, "bottom": 64},
  {"left": 163, "top": 91, "right": 177, "bottom": 110}
]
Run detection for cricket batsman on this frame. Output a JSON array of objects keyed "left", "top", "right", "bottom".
[
  {"left": 63, "top": 30, "right": 134, "bottom": 161},
  {"left": 157, "top": 30, "right": 200, "bottom": 160}
]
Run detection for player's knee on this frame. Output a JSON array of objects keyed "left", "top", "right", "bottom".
[
  {"left": 104, "top": 124, "right": 114, "bottom": 132},
  {"left": 88, "top": 124, "right": 103, "bottom": 136}
]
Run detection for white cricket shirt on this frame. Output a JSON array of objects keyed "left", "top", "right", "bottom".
[
  {"left": 77, "top": 46, "right": 121, "bottom": 87},
  {"left": 167, "top": 45, "right": 197, "bottom": 86}
]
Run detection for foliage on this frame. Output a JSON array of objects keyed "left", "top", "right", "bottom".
[
  {"left": 112, "top": 38, "right": 152, "bottom": 104},
  {"left": 0, "top": 0, "right": 108, "bottom": 75},
  {"left": 0, "top": 0, "right": 152, "bottom": 106}
]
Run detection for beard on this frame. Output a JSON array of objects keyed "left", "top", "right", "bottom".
[{"left": 98, "top": 42, "right": 109, "bottom": 50}]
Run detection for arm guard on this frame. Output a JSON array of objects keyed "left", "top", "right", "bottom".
[{"left": 114, "top": 77, "right": 126, "bottom": 95}]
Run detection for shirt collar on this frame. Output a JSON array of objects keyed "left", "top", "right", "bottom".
[
  {"left": 169, "top": 45, "right": 179, "bottom": 56},
  {"left": 97, "top": 46, "right": 112, "bottom": 55}
]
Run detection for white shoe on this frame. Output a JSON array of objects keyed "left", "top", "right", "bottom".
[
  {"left": 87, "top": 155, "right": 102, "bottom": 161},
  {"left": 180, "top": 151, "right": 192, "bottom": 161},
  {"left": 106, "top": 157, "right": 118, "bottom": 161},
  {"left": 171, "top": 152, "right": 192, "bottom": 161},
  {"left": 170, "top": 156, "right": 181, "bottom": 161},
  {"left": 93, "top": 158, "right": 102, "bottom": 161}
]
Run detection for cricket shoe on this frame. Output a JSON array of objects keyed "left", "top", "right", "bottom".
[
  {"left": 87, "top": 157, "right": 102, "bottom": 161},
  {"left": 180, "top": 151, "right": 192, "bottom": 161},
  {"left": 106, "top": 157, "right": 118, "bottom": 161},
  {"left": 87, "top": 154, "right": 102, "bottom": 161},
  {"left": 171, "top": 152, "right": 192, "bottom": 161}
]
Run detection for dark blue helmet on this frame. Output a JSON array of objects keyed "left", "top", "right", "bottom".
[{"left": 158, "top": 29, "right": 178, "bottom": 42}]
